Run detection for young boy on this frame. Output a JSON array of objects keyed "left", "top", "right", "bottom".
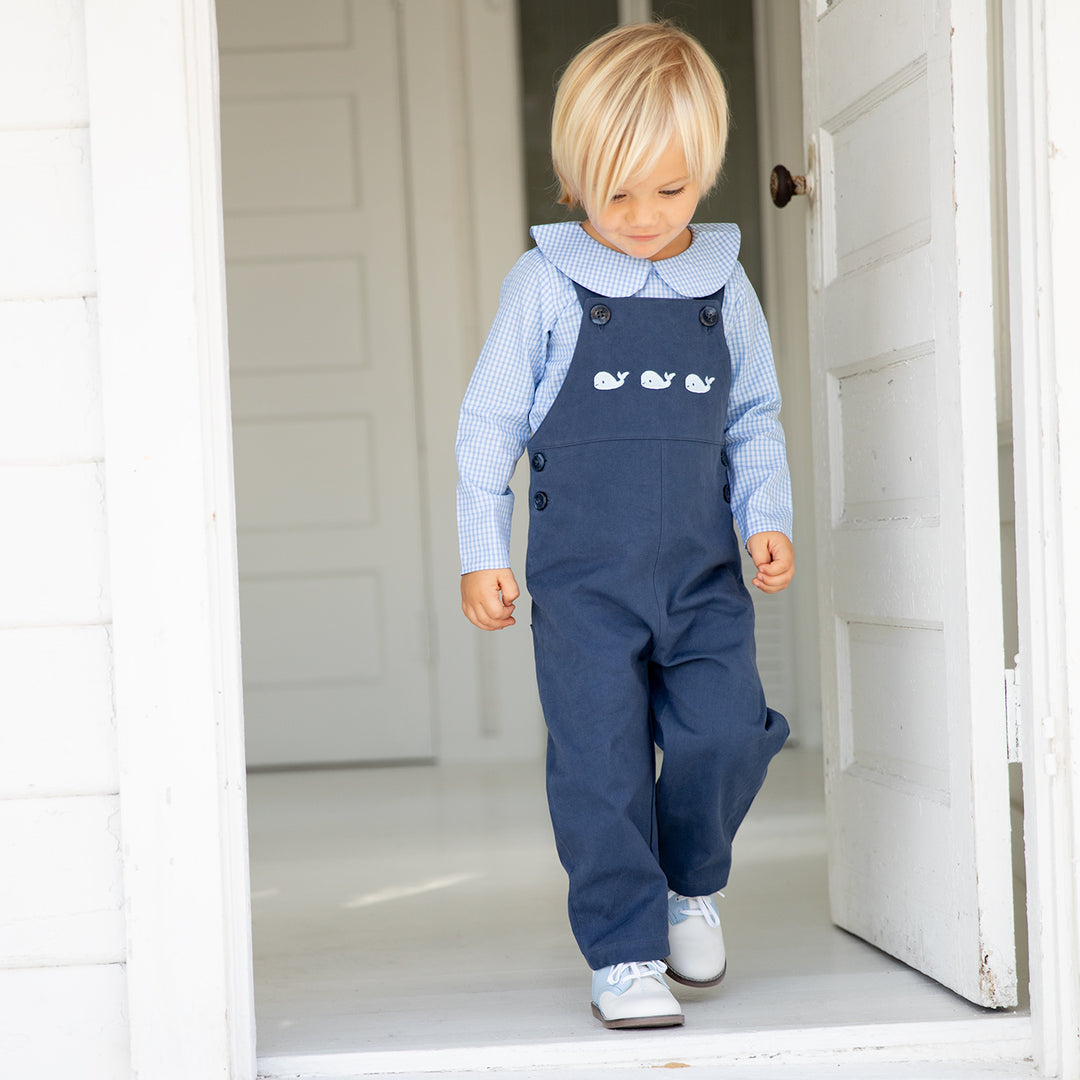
[{"left": 456, "top": 21, "right": 793, "bottom": 1029}]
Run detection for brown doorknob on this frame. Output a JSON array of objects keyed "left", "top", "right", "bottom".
[{"left": 770, "top": 164, "right": 810, "bottom": 207}]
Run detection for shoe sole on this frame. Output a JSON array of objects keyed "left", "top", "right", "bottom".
[
  {"left": 664, "top": 961, "right": 727, "bottom": 989},
  {"left": 591, "top": 1003, "right": 685, "bottom": 1029}
]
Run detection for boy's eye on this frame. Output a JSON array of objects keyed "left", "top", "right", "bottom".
[{"left": 609, "top": 185, "right": 685, "bottom": 202}]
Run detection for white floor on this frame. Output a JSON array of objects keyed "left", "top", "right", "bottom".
[{"left": 246, "top": 747, "right": 1034, "bottom": 1078}]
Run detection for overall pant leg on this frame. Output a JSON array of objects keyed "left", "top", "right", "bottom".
[
  {"left": 649, "top": 569, "right": 790, "bottom": 896},
  {"left": 532, "top": 596, "right": 671, "bottom": 970}
]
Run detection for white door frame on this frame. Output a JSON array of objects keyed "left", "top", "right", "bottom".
[
  {"left": 82, "top": 0, "right": 1078, "bottom": 1076},
  {"left": 1003, "top": 0, "right": 1080, "bottom": 1074},
  {"left": 84, "top": 1, "right": 255, "bottom": 1076}
]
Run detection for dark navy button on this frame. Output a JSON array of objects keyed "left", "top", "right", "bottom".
[
  {"left": 723, "top": 483, "right": 731, "bottom": 503},
  {"left": 533, "top": 491, "right": 548, "bottom": 511},
  {"left": 531, "top": 452, "right": 546, "bottom": 472},
  {"left": 700, "top": 305, "right": 719, "bottom": 327},
  {"left": 589, "top": 304, "right": 611, "bottom": 326},
  {"left": 720, "top": 448, "right": 728, "bottom": 467}
]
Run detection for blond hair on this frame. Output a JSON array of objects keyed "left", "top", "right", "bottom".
[{"left": 551, "top": 21, "right": 729, "bottom": 216}]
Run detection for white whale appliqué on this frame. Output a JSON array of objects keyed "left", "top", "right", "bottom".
[
  {"left": 685, "top": 374, "right": 715, "bottom": 394},
  {"left": 593, "top": 370, "right": 629, "bottom": 390},
  {"left": 640, "top": 370, "right": 676, "bottom": 389}
]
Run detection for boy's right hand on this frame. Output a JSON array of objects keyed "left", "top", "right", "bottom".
[{"left": 461, "top": 568, "right": 520, "bottom": 630}]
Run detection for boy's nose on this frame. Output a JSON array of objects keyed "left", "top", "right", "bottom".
[{"left": 628, "top": 201, "right": 661, "bottom": 226}]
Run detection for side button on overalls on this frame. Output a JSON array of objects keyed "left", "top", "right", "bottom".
[{"left": 526, "top": 281, "right": 789, "bottom": 970}]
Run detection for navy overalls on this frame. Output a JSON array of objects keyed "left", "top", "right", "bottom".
[{"left": 526, "top": 280, "right": 789, "bottom": 970}]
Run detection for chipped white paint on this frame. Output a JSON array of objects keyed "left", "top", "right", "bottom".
[{"left": 257, "top": 1017, "right": 1034, "bottom": 1078}]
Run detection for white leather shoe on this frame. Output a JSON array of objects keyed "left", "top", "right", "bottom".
[
  {"left": 590, "top": 961, "right": 685, "bottom": 1029},
  {"left": 664, "top": 891, "right": 727, "bottom": 987}
]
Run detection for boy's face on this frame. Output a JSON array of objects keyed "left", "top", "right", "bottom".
[{"left": 583, "top": 139, "right": 701, "bottom": 262}]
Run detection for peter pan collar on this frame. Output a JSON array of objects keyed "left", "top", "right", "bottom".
[{"left": 529, "top": 221, "right": 742, "bottom": 298}]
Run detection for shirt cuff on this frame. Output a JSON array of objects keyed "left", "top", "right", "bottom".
[
  {"left": 457, "top": 483, "right": 515, "bottom": 574},
  {"left": 737, "top": 511, "right": 794, "bottom": 545}
]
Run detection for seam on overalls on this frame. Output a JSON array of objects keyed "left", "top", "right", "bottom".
[
  {"left": 651, "top": 442, "right": 667, "bottom": 642},
  {"left": 532, "top": 435, "right": 726, "bottom": 451}
]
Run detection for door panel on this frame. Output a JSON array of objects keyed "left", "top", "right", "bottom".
[
  {"left": 802, "top": 0, "right": 1016, "bottom": 1005},
  {"left": 219, "top": 0, "right": 433, "bottom": 766}
]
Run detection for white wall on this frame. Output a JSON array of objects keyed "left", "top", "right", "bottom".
[{"left": 0, "top": 3, "right": 128, "bottom": 1077}]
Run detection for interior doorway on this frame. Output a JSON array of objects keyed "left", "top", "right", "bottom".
[{"left": 217, "top": 0, "right": 1032, "bottom": 1069}]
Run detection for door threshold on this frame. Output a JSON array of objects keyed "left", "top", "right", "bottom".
[{"left": 256, "top": 1014, "right": 1033, "bottom": 1077}]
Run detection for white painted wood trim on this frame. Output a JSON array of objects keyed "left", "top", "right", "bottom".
[
  {"left": 1003, "top": 0, "right": 1080, "bottom": 1074},
  {"left": 257, "top": 1016, "right": 1033, "bottom": 1077},
  {"left": 940, "top": 0, "right": 1018, "bottom": 1008},
  {"left": 83, "top": 1, "right": 256, "bottom": 1077}
]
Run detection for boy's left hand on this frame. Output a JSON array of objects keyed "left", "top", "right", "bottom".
[{"left": 746, "top": 532, "right": 794, "bottom": 593}]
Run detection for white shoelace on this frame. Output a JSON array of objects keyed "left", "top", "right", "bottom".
[
  {"left": 607, "top": 960, "right": 668, "bottom": 986},
  {"left": 670, "top": 891, "right": 723, "bottom": 928}
]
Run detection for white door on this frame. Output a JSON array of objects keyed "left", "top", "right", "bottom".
[
  {"left": 218, "top": 0, "right": 433, "bottom": 766},
  {"left": 801, "top": 0, "right": 1016, "bottom": 1005}
]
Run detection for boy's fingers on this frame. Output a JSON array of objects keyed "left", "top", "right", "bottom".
[
  {"left": 461, "top": 569, "right": 519, "bottom": 630},
  {"left": 750, "top": 535, "right": 794, "bottom": 593},
  {"left": 752, "top": 553, "right": 777, "bottom": 574},
  {"left": 758, "top": 556, "right": 789, "bottom": 577},
  {"left": 480, "top": 601, "right": 510, "bottom": 623},
  {"left": 755, "top": 567, "right": 793, "bottom": 591},
  {"left": 464, "top": 591, "right": 516, "bottom": 630},
  {"left": 500, "top": 574, "right": 521, "bottom": 605},
  {"left": 465, "top": 602, "right": 515, "bottom": 630},
  {"left": 753, "top": 574, "right": 787, "bottom": 593}
]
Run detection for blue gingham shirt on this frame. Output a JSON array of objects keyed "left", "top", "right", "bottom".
[{"left": 456, "top": 222, "right": 792, "bottom": 573}]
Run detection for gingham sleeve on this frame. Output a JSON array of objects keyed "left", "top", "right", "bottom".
[
  {"left": 722, "top": 262, "right": 794, "bottom": 543},
  {"left": 455, "top": 250, "right": 552, "bottom": 573}
]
